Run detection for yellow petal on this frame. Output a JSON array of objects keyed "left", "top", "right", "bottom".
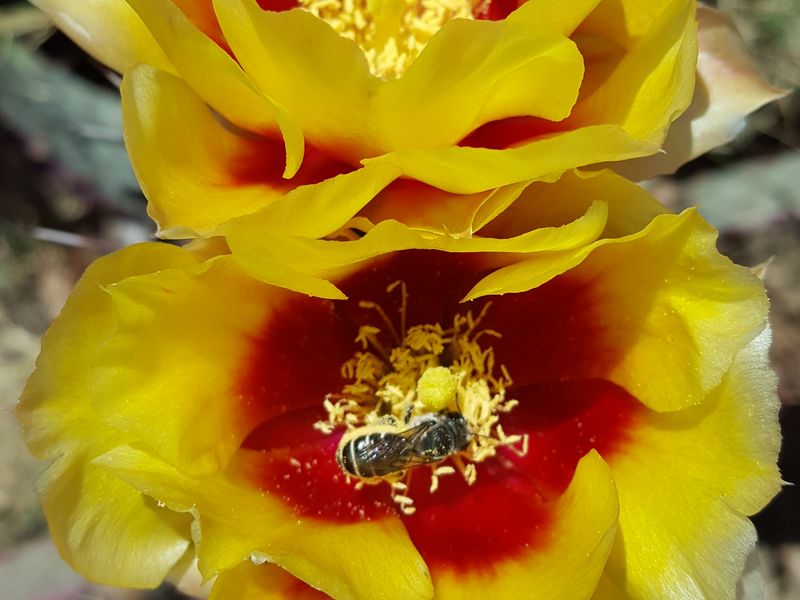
[
  {"left": 432, "top": 451, "right": 618, "bottom": 600},
  {"left": 613, "top": 5, "right": 787, "bottom": 180},
  {"left": 596, "top": 328, "right": 781, "bottom": 598},
  {"left": 479, "top": 169, "right": 667, "bottom": 240},
  {"left": 31, "top": 0, "right": 172, "bottom": 74},
  {"left": 585, "top": 210, "right": 767, "bottom": 412},
  {"left": 96, "top": 446, "right": 434, "bottom": 600},
  {"left": 122, "top": 65, "right": 288, "bottom": 238},
  {"left": 90, "top": 256, "right": 280, "bottom": 475},
  {"left": 212, "top": 0, "right": 376, "bottom": 161},
  {"left": 469, "top": 210, "right": 768, "bottom": 412},
  {"left": 577, "top": 0, "right": 683, "bottom": 47},
  {"left": 571, "top": 0, "right": 697, "bottom": 145},
  {"left": 220, "top": 164, "right": 401, "bottom": 240},
  {"left": 210, "top": 561, "right": 328, "bottom": 600},
  {"left": 373, "top": 18, "right": 584, "bottom": 150},
  {"left": 215, "top": 1, "right": 584, "bottom": 159},
  {"left": 227, "top": 200, "right": 610, "bottom": 295},
  {"left": 17, "top": 243, "right": 197, "bottom": 586},
  {"left": 38, "top": 454, "right": 191, "bottom": 587},
  {"left": 509, "top": 0, "right": 603, "bottom": 37},
  {"left": 364, "top": 124, "right": 656, "bottom": 193},
  {"left": 18, "top": 243, "right": 196, "bottom": 459},
  {"left": 125, "top": 0, "right": 304, "bottom": 175}
]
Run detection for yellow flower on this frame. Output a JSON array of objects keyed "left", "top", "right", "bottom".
[
  {"left": 30, "top": 0, "right": 780, "bottom": 238},
  {"left": 18, "top": 172, "right": 781, "bottom": 598}
]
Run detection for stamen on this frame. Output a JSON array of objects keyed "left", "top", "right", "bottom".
[
  {"left": 429, "top": 464, "right": 456, "bottom": 493},
  {"left": 316, "top": 282, "right": 529, "bottom": 516},
  {"left": 359, "top": 301, "right": 401, "bottom": 345},
  {"left": 387, "top": 280, "right": 409, "bottom": 339},
  {"left": 298, "top": 0, "right": 477, "bottom": 79}
]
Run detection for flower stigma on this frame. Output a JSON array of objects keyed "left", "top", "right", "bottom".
[
  {"left": 298, "top": 0, "right": 478, "bottom": 79},
  {"left": 314, "top": 280, "right": 529, "bottom": 515}
]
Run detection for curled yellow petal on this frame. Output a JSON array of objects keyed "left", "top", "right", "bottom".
[{"left": 126, "top": 0, "right": 304, "bottom": 176}]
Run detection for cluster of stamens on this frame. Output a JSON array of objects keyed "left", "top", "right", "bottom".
[
  {"left": 315, "top": 280, "right": 528, "bottom": 515},
  {"left": 298, "top": 0, "right": 479, "bottom": 79}
]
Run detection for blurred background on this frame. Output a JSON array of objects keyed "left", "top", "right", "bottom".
[{"left": 0, "top": 0, "right": 798, "bottom": 598}]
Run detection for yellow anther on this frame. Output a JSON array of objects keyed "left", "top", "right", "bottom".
[
  {"left": 298, "top": 0, "right": 475, "bottom": 79},
  {"left": 416, "top": 366, "right": 458, "bottom": 411}
]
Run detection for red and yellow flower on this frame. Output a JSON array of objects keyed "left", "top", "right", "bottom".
[
  {"left": 30, "top": 0, "right": 780, "bottom": 238},
  {"left": 18, "top": 173, "right": 781, "bottom": 598}
]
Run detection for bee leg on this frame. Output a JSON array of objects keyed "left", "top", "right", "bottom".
[{"left": 402, "top": 402, "right": 414, "bottom": 424}]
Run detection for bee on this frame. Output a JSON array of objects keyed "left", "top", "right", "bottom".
[{"left": 336, "top": 411, "right": 471, "bottom": 479}]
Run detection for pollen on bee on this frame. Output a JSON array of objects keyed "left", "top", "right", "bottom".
[{"left": 314, "top": 280, "right": 528, "bottom": 517}]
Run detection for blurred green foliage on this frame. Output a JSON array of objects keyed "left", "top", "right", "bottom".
[{"left": 0, "top": 12, "right": 143, "bottom": 217}]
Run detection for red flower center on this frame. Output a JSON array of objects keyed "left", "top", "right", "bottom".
[{"left": 238, "top": 250, "right": 641, "bottom": 571}]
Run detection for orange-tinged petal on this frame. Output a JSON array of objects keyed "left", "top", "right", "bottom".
[
  {"left": 17, "top": 243, "right": 196, "bottom": 586},
  {"left": 570, "top": 0, "right": 697, "bottom": 145},
  {"left": 122, "top": 66, "right": 310, "bottom": 238},
  {"left": 125, "top": 0, "right": 304, "bottom": 174},
  {"left": 470, "top": 210, "right": 767, "bottom": 412},
  {"left": 31, "top": 0, "right": 172, "bottom": 74},
  {"left": 431, "top": 451, "right": 618, "bottom": 600},
  {"left": 364, "top": 124, "right": 656, "bottom": 193},
  {"left": 95, "top": 446, "right": 434, "bottom": 600},
  {"left": 358, "top": 179, "right": 534, "bottom": 237},
  {"left": 170, "top": 0, "right": 226, "bottom": 49},
  {"left": 595, "top": 328, "right": 781, "bottom": 598},
  {"left": 89, "top": 255, "right": 280, "bottom": 475},
  {"left": 210, "top": 561, "right": 328, "bottom": 600},
  {"left": 613, "top": 5, "right": 787, "bottom": 180}
]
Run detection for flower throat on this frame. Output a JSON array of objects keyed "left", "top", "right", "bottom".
[
  {"left": 315, "top": 280, "right": 528, "bottom": 514},
  {"left": 298, "top": 0, "right": 478, "bottom": 79}
]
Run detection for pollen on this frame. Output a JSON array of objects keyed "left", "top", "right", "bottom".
[
  {"left": 416, "top": 366, "right": 458, "bottom": 410},
  {"left": 298, "top": 0, "right": 477, "bottom": 79},
  {"left": 316, "top": 279, "right": 529, "bottom": 516}
]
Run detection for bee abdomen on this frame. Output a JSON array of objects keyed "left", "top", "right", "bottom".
[{"left": 337, "top": 431, "right": 407, "bottom": 478}]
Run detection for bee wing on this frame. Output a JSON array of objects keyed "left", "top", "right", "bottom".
[
  {"left": 395, "top": 420, "right": 437, "bottom": 444},
  {"left": 362, "top": 421, "right": 440, "bottom": 474}
]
